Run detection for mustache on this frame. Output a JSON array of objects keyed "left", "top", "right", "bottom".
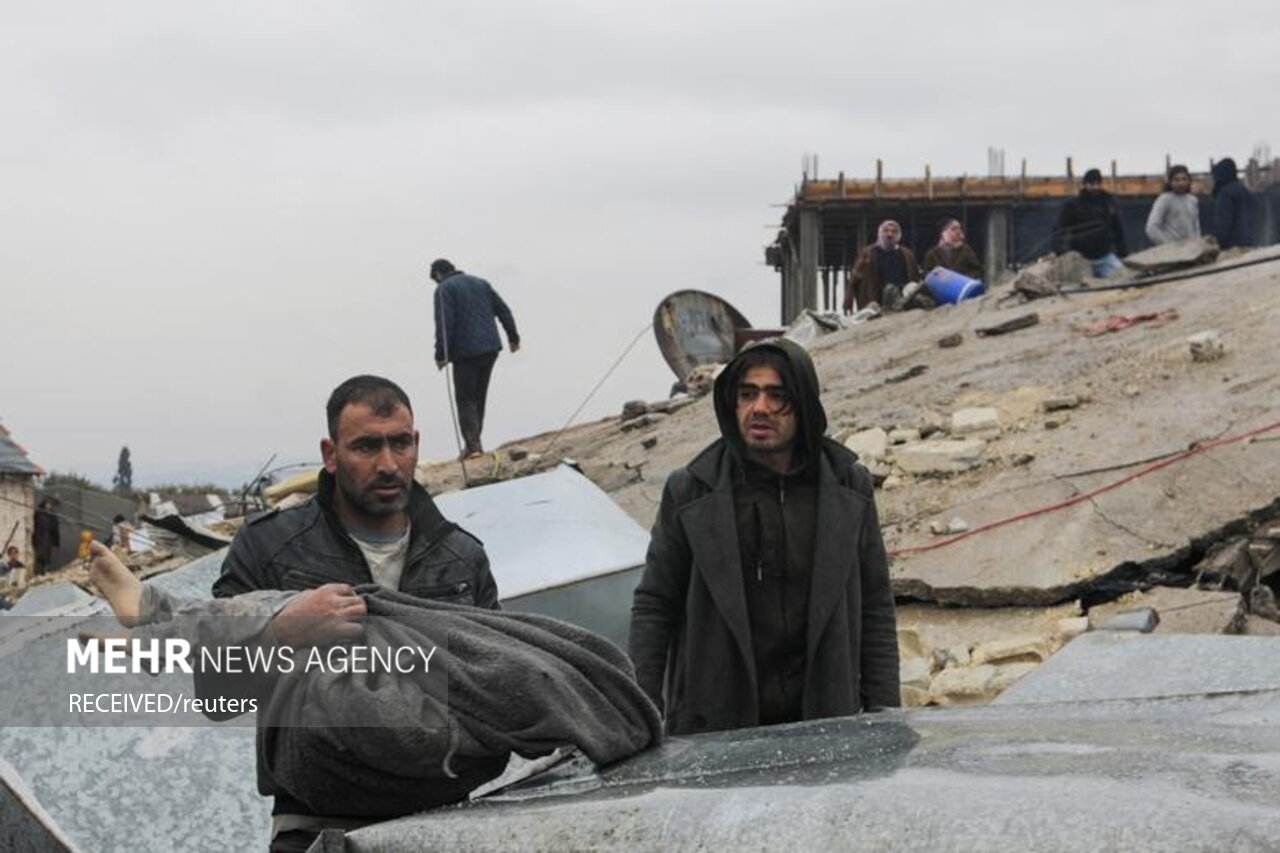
[{"left": 366, "top": 473, "right": 407, "bottom": 489}]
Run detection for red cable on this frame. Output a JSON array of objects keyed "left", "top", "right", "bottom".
[{"left": 888, "top": 418, "right": 1280, "bottom": 557}]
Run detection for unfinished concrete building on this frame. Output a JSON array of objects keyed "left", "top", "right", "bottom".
[{"left": 767, "top": 156, "right": 1280, "bottom": 323}]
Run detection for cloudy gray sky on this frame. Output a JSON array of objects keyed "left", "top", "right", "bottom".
[{"left": 2, "top": 0, "right": 1276, "bottom": 487}]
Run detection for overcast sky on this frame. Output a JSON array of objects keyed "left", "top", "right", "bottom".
[{"left": 2, "top": 0, "right": 1276, "bottom": 488}]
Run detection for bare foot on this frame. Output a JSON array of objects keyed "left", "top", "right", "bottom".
[{"left": 88, "top": 541, "right": 142, "bottom": 627}]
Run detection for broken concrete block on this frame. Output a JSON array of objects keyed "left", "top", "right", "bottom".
[
  {"left": 1243, "top": 615, "right": 1280, "bottom": 636},
  {"left": 1188, "top": 330, "right": 1225, "bottom": 362},
  {"left": 897, "top": 628, "right": 930, "bottom": 661},
  {"left": 938, "top": 333, "right": 963, "bottom": 349},
  {"left": 1053, "top": 616, "right": 1090, "bottom": 640},
  {"left": 929, "top": 517, "right": 971, "bottom": 536},
  {"left": 971, "top": 635, "right": 1050, "bottom": 666},
  {"left": 939, "top": 643, "right": 972, "bottom": 668},
  {"left": 621, "top": 400, "right": 649, "bottom": 420},
  {"left": 648, "top": 395, "right": 696, "bottom": 415},
  {"left": 918, "top": 409, "right": 948, "bottom": 438},
  {"left": 1010, "top": 452, "right": 1036, "bottom": 466},
  {"left": 1042, "top": 395, "right": 1080, "bottom": 412},
  {"left": 888, "top": 427, "right": 922, "bottom": 446},
  {"left": 951, "top": 407, "right": 1001, "bottom": 439},
  {"left": 1010, "top": 252, "right": 1092, "bottom": 298},
  {"left": 843, "top": 427, "right": 888, "bottom": 462},
  {"left": 881, "top": 475, "right": 903, "bottom": 491},
  {"left": 1090, "top": 588, "right": 1245, "bottom": 635},
  {"left": 893, "top": 439, "right": 986, "bottom": 474},
  {"left": 1044, "top": 414, "right": 1069, "bottom": 429},
  {"left": 1249, "top": 585, "right": 1280, "bottom": 621},
  {"left": 1123, "top": 235, "right": 1220, "bottom": 275},
  {"left": 988, "top": 662, "right": 1039, "bottom": 694},
  {"left": 929, "top": 664, "right": 997, "bottom": 706},
  {"left": 620, "top": 412, "right": 669, "bottom": 432},
  {"left": 900, "top": 684, "right": 931, "bottom": 708},
  {"left": 683, "top": 364, "right": 723, "bottom": 397},
  {"left": 865, "top": 463, "right": 891, "bottom": 487},
  {"left": 641, "top": 436, "right": 658, "bottom": 450},
  {"left": 507, "top": 445, "right": 530, "bottom": 462},
  {"left": 900, "top": 656, "right": 934, "bottom": 689},
  {"left": 1098, "top": 608, "right": 1160, "bottom": 633}
]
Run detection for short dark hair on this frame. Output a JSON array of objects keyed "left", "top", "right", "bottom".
[
  {"left": 326, "top": 375, "right": 413, "bottom": 439},
  {"left": 429, "top": 259, "right": 456, "bottom": 278},
  {"left": 1082, "top": 168, "right": 1104, "bottom": 185}
]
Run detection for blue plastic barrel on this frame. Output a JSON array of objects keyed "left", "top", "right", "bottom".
[{"left": 923, "top": 267, "right": 986, "bottom": 304}]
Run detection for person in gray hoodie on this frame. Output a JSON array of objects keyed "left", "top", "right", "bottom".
[{"left": 1145, "top": 165, "right": 1201, "bottom": 245}]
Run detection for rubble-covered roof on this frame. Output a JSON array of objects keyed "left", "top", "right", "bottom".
[{"left": 0, "top": 423, "right": 43, "bottom": 475}]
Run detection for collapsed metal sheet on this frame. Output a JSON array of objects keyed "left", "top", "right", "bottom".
[{"left": 436, "top": 464, "right": 649, "bottom": 600}]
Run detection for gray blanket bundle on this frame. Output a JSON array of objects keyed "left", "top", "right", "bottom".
[{"left": 260, "top": 586, "right": 662, "bottom": 817}]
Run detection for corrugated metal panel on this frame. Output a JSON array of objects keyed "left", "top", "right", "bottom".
[
  {"left": 0, "top": 426, "right": 42, "bottom": 475},
  {"left": 436, "top": 464, "right": 649, "bottom": 599}
]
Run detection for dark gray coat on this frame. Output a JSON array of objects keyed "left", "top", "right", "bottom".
[
  {"left": 629, "top": 339, "right": 899, "bottom": 735},
  {"left": 433, "top": 270, "right": 519, "bottom": 363},
  {"left": 205, "top": 470, "right": 499, "bottom": 818}
]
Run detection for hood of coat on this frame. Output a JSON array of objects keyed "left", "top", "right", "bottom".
[
  {"left": 712, "top": 337, "right": 828, "bottom": 466},
  {"left": 1212, "top": 158, "right": 1239, "bottom": 196}
]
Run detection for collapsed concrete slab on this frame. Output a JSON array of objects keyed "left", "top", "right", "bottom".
[
  {"left": 1123, "top": 235, "right": 1220, "bottom": 275},
  {"left": 1086, "top": 586, "right": 1246, "bottom": 634},
  {"left": 994, "top": 632, "right": 1280, "bottom": 704}
]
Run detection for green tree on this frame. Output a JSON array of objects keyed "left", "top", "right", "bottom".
[{"left": 113, "top": 446, "right": 133, "bottom": 493}]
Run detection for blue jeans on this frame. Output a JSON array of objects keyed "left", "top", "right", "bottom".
[{"left": 1089, "top": 253, "right": 1124, "bottom": 277}]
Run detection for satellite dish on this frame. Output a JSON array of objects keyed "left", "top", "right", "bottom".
[{"left": 652, "top": 290, "right": 752, "bottom": 381}]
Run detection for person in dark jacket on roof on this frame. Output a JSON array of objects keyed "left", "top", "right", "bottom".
[
  {"left": 1054, "top": 168, "right": 1128, "bottom": 277},
  {"left": 430, "top": 258, "right": 520, "bottom": 459},
  {"left": 204, "top": 374, "right": 504, "bottom": 853},
  {"left": 628, "top": 338, "right": 900, "bottom": 737},
  {"left": 1210, "top": 158, "right": 1257, "bottom": 250}
]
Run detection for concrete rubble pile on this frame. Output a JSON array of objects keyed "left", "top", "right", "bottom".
[{"left": 416, "top": 244, "right": 1280, "bottom": 708}]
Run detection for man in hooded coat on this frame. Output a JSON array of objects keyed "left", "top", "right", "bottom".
[
  {"left": 1210, "top": 158, "right": 1257, "bottom": 250},
  {"left": 629, "top": 339, "right": 899, "bottom": 736}
]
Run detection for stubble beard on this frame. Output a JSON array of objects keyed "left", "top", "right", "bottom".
[{"left": 337, "top": 469, "right": 410, "bottom": 520}]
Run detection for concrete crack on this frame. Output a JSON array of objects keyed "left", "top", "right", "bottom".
[{"left": 1086, "top": 496, "right": 1172, "bottom": 548}]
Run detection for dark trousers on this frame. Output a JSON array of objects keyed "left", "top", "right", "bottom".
[{"left": 453, "top": 351, "right": 498, "bottom": 455}]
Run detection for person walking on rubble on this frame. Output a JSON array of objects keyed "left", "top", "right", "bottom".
[
  {"left": 1145, "top": 164, "right": 1201, "bottom": 246},
  {"left": 844, "top": 220, "right": 928, "bottom": 313},
  {"left": 1210, "top": 158, "right": 1257, "bottom": 250},
  {"left": 629, "top": 338, "right": 900, "bottom": 736},
  {"left": 922, "top": 218, "right": 984, "bottom": 281},
  {"left": 430, "top": 258, "right": 520, "bottom": 459},
  {"left": 1054, "top": 168, "right": 1128, "bottom": 277},
  {"left": 201, "top": 374, "right": 504, "bottom": 852}
]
